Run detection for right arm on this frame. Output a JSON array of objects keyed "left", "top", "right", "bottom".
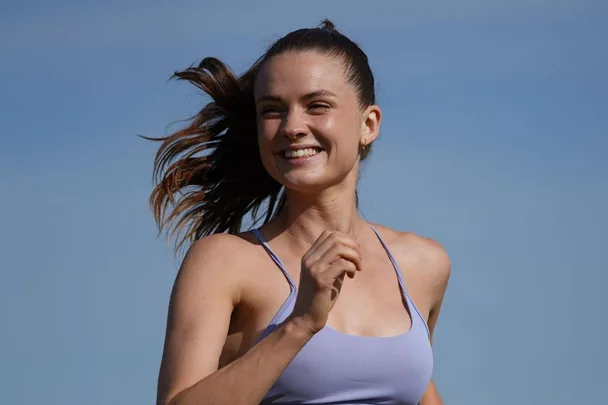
[
  {"left": 156, "top": 234, "right": 315, "bottom": 405},
  {"left": 157, "top": 231, "right": 362, "bottom": 405}
]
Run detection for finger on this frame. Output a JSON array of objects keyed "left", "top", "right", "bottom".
[
  {"left": 307, "top": 232, "right": 360, "bottom": 265},
  {"left": 311, "top": 230, "right": 334, "bottom": 250},
  {"left": 302, "top": 230, "right": 334, "bottom": 263},
  {"left": 322, "top": 258, "right": 357, "bottom": 282},
  {"left": 317, "top": 244, "right": 362, "bottom": 273}
]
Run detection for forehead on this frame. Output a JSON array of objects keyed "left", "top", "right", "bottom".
[{"left": 254, "top": 51, "right": 350, "bottom": 98}]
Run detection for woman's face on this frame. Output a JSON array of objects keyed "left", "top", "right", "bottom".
[{"left": 254, "top": 51, "right": 379, "bottom": 195}]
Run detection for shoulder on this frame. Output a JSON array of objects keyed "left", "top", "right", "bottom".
[
  {"left": 182, "top": 232, "right": 257, "bottom": 267},
  {"left": 370, "top": 223, "right": 451, "bottom": 297},
  {"left": 174, "top": 232, "right": 261, "bottom": 305}
]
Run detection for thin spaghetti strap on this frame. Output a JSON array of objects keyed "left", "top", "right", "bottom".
[
  {"left": 251, "top": 229, "right": 298, "bottom": 341},
  {"left": 368, "top": 226, "right": 409, "bottom": 293},
  {"left": 251, "top": 229, "right": 297, "bottom": 291},
  {"left": 369, "top": 225, "right": 430, "bottom": 337}
]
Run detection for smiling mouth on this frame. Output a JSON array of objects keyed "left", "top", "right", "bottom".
[{"left": 281, "top": 147, "right": 323, "bottom": 159}]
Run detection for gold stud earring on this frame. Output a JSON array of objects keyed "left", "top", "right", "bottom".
[{"left": 359, "top": 140, "right": 368, "bottom": 154}]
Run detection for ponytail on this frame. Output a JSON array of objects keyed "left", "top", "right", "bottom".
[{"left": 145, "top": 57, "right": 283, "bottom": 253}]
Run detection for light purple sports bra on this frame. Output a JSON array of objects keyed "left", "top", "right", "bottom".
[{"left": 251, "top": 226, "right": 434, "bottom": 405}]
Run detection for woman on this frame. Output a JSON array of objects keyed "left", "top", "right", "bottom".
[{"left": 150, "top": 20, "right": 450, "bottom": 405}]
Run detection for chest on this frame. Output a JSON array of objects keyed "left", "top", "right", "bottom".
[{"left": 238, "top": 248, "right": 429, "bottom": 347}]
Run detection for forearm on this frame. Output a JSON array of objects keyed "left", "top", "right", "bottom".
[
  {"left": 167, "top": 317, "right": 313, "bottom": 405},
  {"left": 420, "top": 380, "right": 444, "bottom": 405}
]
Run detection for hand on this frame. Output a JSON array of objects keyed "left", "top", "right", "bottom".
[{"left": 289, "top": 231, "right": 362, "bottom": 334}]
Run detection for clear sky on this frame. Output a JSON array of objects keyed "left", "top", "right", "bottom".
[{"left": 1, "top": 1, "right": 606, "bottom": 404}]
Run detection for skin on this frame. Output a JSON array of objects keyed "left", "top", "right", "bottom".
[{"left": 156, "top": 51, "right": 450, "bottom": 405}]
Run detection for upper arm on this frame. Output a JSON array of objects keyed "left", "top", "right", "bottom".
[
  {"left": 411, "top": 236, "right": 451, "bottom": 341},
  {"left": 415, "top": 237, "right": 450, "bottom": 405},
  {"left": 156, "top": 234, "right": 244, "bottom": 405}
]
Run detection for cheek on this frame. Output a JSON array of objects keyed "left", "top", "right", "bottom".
[{"left": 321, "top": 115, "right": 360, "bottom": 154}]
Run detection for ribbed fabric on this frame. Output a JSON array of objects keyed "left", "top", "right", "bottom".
[{"left": 251, "top": 226, "right": 433, "bottom": 405}]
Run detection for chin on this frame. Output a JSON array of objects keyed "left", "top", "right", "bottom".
[
  {"left": 280, "top": 173, "right": 330, "bottom": 194},
  {"left": 279, "top": 169, "right": 355, "bottom": 196}
]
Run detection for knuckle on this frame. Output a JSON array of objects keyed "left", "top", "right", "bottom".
[
  {"left": 339, "top": 235, "right": 354, "bottom": 247},
  {"left": 338, "top": 245, "right": 353, "bottom": 257},
  {"left": 333, "top": 235, "right": 346, "bottom": 245},
  {"left": 308, "top": 262, "right": 321, "bottom": 275}
]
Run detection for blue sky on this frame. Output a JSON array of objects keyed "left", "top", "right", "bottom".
[{"left": 1, "top": 1, "right": 606, "bottom": 404}]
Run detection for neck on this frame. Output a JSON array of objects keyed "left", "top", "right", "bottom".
[{"left": 276, "top": 175, "right": 366, "bottom": 246}]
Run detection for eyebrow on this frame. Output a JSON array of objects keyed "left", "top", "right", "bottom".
[{"left": 256, "top": 90, "right": 338, "bottom": 105}]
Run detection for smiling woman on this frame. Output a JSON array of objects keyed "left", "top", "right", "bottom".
[{"left": 147, "top": 19, "right": 450, "bottom": 405}]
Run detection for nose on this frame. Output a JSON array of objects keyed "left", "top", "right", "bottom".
[{"left": 280, "top": 109, "right": 308, "bottom": 140}]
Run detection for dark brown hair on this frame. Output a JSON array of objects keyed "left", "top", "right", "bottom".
[{"left": 146, "top": 19, "right": 377, "bottom": 252}]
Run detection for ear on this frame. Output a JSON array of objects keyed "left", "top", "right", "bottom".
[{"left": 359, "top": 105, "right": 382, "bottom": 147}]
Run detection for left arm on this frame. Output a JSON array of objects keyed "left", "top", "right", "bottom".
[{"left": 417, "top": 238, "right": 451, "bottom": 405}]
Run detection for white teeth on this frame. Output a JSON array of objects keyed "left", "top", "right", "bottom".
[{"left": 283, "top": 148, "right": 320, "bottom": 159}]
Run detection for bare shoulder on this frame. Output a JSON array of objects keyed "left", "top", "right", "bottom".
[
  {"left": 180, "top": 232, "right": 257, "bottom": 271},
  {"left": 369, "top": 223, "right": 451, "bottom": 291},
  {"left": 172, "top": 232, "right": 262, "bottom": 309}
]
